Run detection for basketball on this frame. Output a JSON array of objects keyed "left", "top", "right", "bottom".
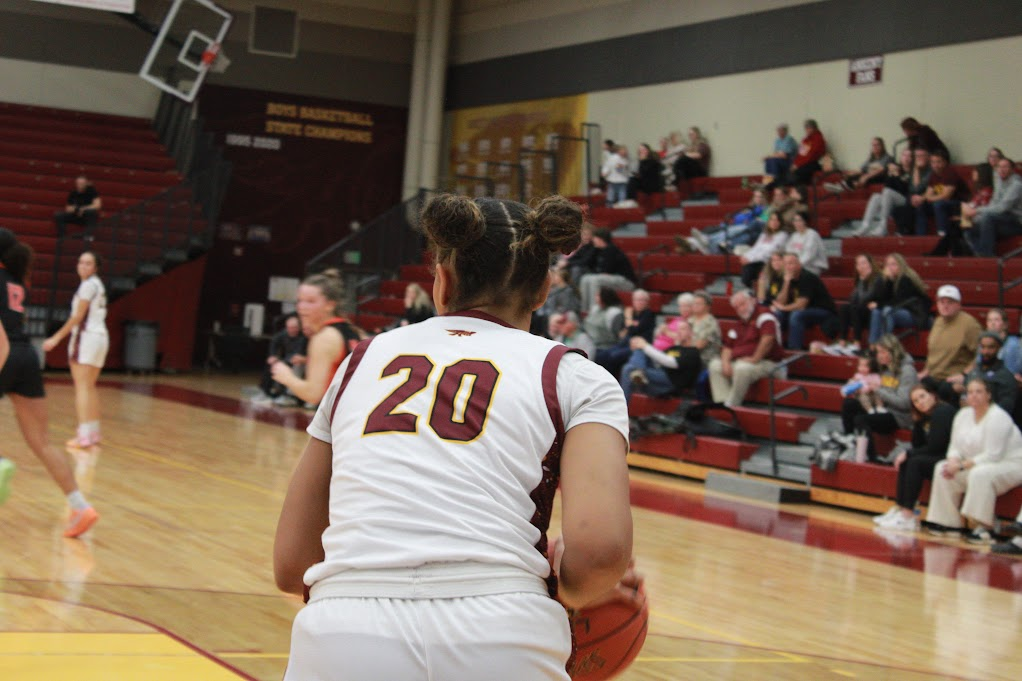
[{"left": 568, "top": 586, "right": 649, "bottom": 680}]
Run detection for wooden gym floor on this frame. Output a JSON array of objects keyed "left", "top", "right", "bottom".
[{"left": 1, "top": 373, "right": 1020, "bottom": 681}]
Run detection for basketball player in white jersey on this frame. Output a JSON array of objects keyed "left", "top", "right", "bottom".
[
  {"left": 274, "top": 195, "right": 636, "bottom": 680},
  {"left": 43, "top": 251, "right": 108, "bottom": 447}
]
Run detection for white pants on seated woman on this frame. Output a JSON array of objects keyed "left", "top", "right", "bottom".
[
  {"left": 285, "top": 567, "right": 572, "bottom": 681},
  {"left": 927, "top": 459, "right": 1022, "bottom": 528},
  {"left": 579, "top": 273, "right": 635, "bottom": 311}
]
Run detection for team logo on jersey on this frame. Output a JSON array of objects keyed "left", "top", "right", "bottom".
[{"left": 446, "top": 329, "right": 476, "bottom": 337}]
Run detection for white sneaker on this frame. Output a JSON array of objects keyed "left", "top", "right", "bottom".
[
  {"left": 689, "top": 229, "right": 709, "bottom": 248},
  {"left": 823, "top": 182, "right": 846, "bottom": 194},
  {"left": 873, "top": 505, "right": 900, "bottom": 525},
  {"left": 878, "top": 512, "right": 918, "bottom": 531}
]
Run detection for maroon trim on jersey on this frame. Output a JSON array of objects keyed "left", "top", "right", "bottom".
[
  {"left": 442, "top": 309, "right": 516, "bottom": 329},
  {"left": 529, "top": 345, "right": 583, "bottom": 596},
  {"left": 327, "top": 337, "right": 374, "bottom": 426}
]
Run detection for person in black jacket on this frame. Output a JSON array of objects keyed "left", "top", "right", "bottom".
[
  {"left": 873, "top": 383, "right": 956, "bottom": 532},
  {"left": 578, "top": 229, "right": 637, "bottom": 310},
  {"left": 563, "top": 223, "right": 597, "bottom": 284},
  {"left": 595, "top": 289, "right": 656, "bottom": 377},
  {"left": 836, "top": 254, "right": 883, "bottom": 351},
  {"left": 627, "top": 143, "right": 665, "bottom": 199},
  {"left": 867, "top": 254, "right": 931, "bottom": 345}
]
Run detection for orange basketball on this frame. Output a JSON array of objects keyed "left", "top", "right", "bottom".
[{"left": 567, "top": 586, "right": 649, "bottom": 680}]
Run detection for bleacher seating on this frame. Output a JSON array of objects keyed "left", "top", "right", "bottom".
[
  {"left": 357, "top": 172, "right": 1022, "bottom": 521},
  {"left": 0, "top": 102, "right": 191, "bottom": 308}
]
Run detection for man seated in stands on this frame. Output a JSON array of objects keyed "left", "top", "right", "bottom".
[
  {"left": 920, "top": 284, "right": 981, "bottom": 402},
  {"left": 964, "top": 157, "right": 1022, "bottom": 257},
  {"left": 54, "top": 174, "right": 101, "bottom": 241},
  {"left": 708, "top": 289, "right": 783, "bottom": 407},
  {"left": 908, "top": 149, "right": 968, "bottom": 239},
  {"left": 950, "top": 332, "right": 1018, "bottom": 414},
  {"left": 552, "top": 311, "right": 596, "bottom": 358},
  {"left": 577, "top": 229, "right": 637, "bottom": 310},
  {"left": 763, "top": 123, "right": 797, "bottom": 182},
  {"left": 770, "top": 252, "right": 838, "bottom": 350},
  {"left": 259, "top": 315, "right": 308, "bottom": 404},
  {"left": 620, "top": 318, "right": 702, "bottom": 403}
]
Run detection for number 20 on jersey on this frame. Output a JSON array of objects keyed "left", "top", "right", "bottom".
[{"left": 363, "top": 355, "right": 500, "bottom": 443}]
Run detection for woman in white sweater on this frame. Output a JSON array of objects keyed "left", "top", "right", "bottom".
[
  {"left": 785, "top": 211, "right": 828, "bottom": 275},
  {"left": 925, "top": 377, "right": 1022, "bottom": 543}
]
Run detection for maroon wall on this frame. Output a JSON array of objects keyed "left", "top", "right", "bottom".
[{"left": 194, "top": 85, "right": 407, "bottom": 344}]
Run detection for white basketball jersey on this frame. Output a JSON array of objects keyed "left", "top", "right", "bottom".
[
  {"left": 72, "top": 275, "right": 107, "bottom": 335},
  {"left": 304, "top": 311, "right": 629, "bottom": 588}
]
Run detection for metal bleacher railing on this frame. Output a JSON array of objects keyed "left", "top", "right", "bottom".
[{"left": 42, "top": 91, "right": 231, "bottom": 333}]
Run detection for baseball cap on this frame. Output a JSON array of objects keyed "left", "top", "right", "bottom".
[{"left": 936, "top": 284, "right": 961, "bottom": 302}]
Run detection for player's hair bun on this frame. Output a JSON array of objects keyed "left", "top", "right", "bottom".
[
  {"left": 421, "top": 194, "right": 486, "bottom": 251},
  {"left": 526, "top": 196, "right": 583, "bottom": 255}
]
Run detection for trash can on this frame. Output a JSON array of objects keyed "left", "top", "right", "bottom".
[{"left": 124, "top": 320, "right": 159, "bottom": 372}]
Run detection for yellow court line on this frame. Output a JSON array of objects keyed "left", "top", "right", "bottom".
[
  {"left": 111, "top": 443, "right": 283, "bottom": 500},
  {"left": 650, "top": 609, "right": 809, "bottom": 663}
]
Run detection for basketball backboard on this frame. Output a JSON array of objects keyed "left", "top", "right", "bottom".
[{"left": 139, "top": 0, "right": 232, "bottom": 103}]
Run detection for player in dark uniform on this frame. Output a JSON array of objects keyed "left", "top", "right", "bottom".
[{"left": 0, "top": 228, "right": 98, "bottom": 536}]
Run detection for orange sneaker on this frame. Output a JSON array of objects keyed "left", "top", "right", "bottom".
[{"left": 64, "top": 506, "right": 99, "bottom": 538}]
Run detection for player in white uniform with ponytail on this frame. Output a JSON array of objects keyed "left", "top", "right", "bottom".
[
  {"left": 43, "top": 251, "right": 108, "bottom": 447},
  {"left": 274, "top": 195, "right": 637, "bottom": 680}
]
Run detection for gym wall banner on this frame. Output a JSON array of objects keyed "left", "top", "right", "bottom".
[{"left": 448, "top": 94, "right": 588, "bottom": 203}]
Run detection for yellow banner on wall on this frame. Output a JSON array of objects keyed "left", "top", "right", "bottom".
[{"left": 448, "top": 94, "right": 588, "bottom": 202}]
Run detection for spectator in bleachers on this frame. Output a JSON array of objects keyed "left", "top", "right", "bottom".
[
  {"left": 620, "top": 318, "right": 702, "bottom": 403},
  {"left": 873, "top": 383, "right": 956, "bottom": 532},
  {"left": 583, "top": 287, "right": 624, "bottom": 351},
  {"left": 901, "top": 117, "right": 950, "bottom": 160},
  {"left": 577, "top": 229, "right": 636, "bottom": 310},
  {"left": 867, "top": 254, "right": 931, "bottom": 345},
  {"left": 839, "top": 334, "right": 917, "bottom": 461},
  {"left": 964, "top": 157, "right": 1022, "bottom": 257},
  {"left": 950, "top": 332, "right": 1017, "bottom": 414},
  {"left": 683, "top": 189, "right": 768, "bottom": 254},
  {"left": 596, "top": 289, "right": 656, "bottom": 376},
  {"left": 771, "top": 252, "right": 838, "bottom": 350},
  {"left": 835, "top": 253, "right": 883, "bottom": 352},
  {"left": 982, "top": 147, "right": 1004, "bottom": 179},
  {"left": 661, "top": 131, "right": 686, "bottom": 185},
  {"left": 890, "top": 148, "right": 933, "bottom": 235},
  {"left": 755, "top": 252, "right": 785, "bottom": 306},
  {"left": 628, "top": 143, "right": 665, "bottom": 200},
  {"left": 740, "top": 211, "right": 790, "bottom": 288},
  {"left": 919, "top": 284, "right": 981, "bottom": 402},
  {"left": 788, "top": 119, "right": 827, "bottom": 187},
  {"left": 762, "top": 123, "right": 798, "bottom": 182},
  {"left": 708, "top": 289, "right": 783, "bottom": 407},
  {"left": 259, "top": 315, "right": 307, "bottom": 402},
  {"left": 689, "top": 291, "right": 722, "bottom": 366},
  {"left": 562, "top": 223, "right": 596, "bottom": 283},
  {"left": 532, "top": 268, "right": 580, "bottom": 337},
  {"left": 958, "top": 163, "right": 995, "bottom": 231},
  {"left": 676, "top": 292, "right": 694, "bottom": 320},
  {"left": 54, "top": 174, "right": 102, "bottom": 241},
  {"left": 823, "top": 137, "right": 894, "bottom": 193},
  {"left": 785, "top": 211, "right": 828, "bottom": 275},
  {"left": 673, "top": 126, "right": 711, "bottom": 187},
  {"left": 907, "top": 149, "right": 970, "bottom": 243},
  {"left": 854, "top": 148, "right": 914, "bottom": 236},
  {"left": 930, "top": 160, "right": 994, "bottom": 256},
  {"left": 601, "top": 144, "right": 630, "bottom": 206},
  {"left": 553, "top": 311, "right": 596, "bottom": 358},
  {"left": 924, "top": 376, "right": 1022, "bottom": 543},
  {"left": 397, "top": 283, "right": 436, "bottom": 327},
  {"left": 976, "top": 308, "right": 1021, "bottom": 376}
]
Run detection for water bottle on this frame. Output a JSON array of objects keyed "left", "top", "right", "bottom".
[{"left": 840, "top": 381, "right": 864, "bottom": 397}]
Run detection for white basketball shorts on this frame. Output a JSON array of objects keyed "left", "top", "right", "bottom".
[{"left": 69, "top": 330, "right": 109, "bottom": 368}]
